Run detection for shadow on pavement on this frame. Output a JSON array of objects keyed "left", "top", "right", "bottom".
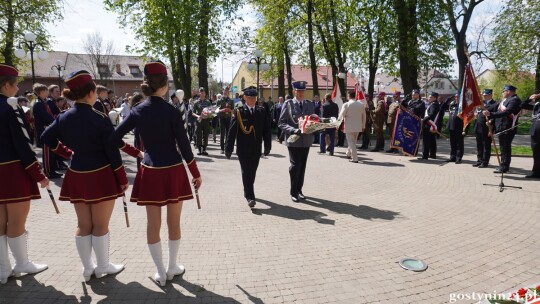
[
  {"left": 84, "top": 276, "right": 240, "bottom": 303},
  {"left": 236, "top": 284, "right": 264, "bottom": 304},
  {"left": 360, "top": 160, "right": 405, "bottom": 167},
  {"left": 0, "top": 276, "right": 78, "bottom": 303},
  {"left": 302, "top": 197, "right": 401, "bottom": 221},
  {"left": 253, "top": 199, "right": 335, "bottom": 225}
]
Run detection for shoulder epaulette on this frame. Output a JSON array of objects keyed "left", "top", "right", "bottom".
[{"left": 92, "top": 108, "right": 107, "bottom": 118}]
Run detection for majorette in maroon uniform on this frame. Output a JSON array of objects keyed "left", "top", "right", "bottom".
[
  {"left": 40, "top": 70, "right": 141, "bottom": 282},
  {"left": 0, "top": 63, "right": 49, "bottom": 284},
  {"left": 110, "top": 60, "right": 202, "bottom": 286}
]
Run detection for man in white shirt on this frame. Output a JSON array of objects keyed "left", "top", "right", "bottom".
[{"left": 338, "top": 91, "right": 366, "bottom": 163}]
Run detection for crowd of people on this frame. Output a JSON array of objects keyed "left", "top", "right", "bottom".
[{"left": 1, "top": 57, "right": 539, "bottom": 288}]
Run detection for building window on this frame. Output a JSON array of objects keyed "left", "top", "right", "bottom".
[
  {"left": 440, "top": 82, "right": 445, "bottom": 89},
  {"left": 129, "top": 65, "right": 142, "bottom": 77},
  {"left": 241, "top": 77, "right": 245, "bottom": 90},
  {"left": 97, "top": 64, "right": 111, "bottom": 77}
]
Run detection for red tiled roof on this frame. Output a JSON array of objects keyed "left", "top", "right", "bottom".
[{"left": 259, "top": 64, "right": 358, "bottom": 90}]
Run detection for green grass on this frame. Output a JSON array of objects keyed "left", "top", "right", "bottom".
[{"left": 512, "top": 145, "right": 533, "bottom": 156}]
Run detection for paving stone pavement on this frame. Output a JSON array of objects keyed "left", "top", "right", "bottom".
[{"left": 1, "top": 134, "right": 539, "bottom": 304}]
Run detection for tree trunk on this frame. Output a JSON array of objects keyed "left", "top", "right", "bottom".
[
  {"left": 197, "top": 2, "right": 211, "bottom": 94},
  {"left": 394, "top": 0, "right": 420, "bottom": 93},
  {"left": 284, "top": 38, "right": 293, "bottom": 96},
  {"left": 536, "top": 45, "right": 540, "bottom": 93},
  {"left": 277, "top": 53, "right": 285, "bottom": 98},
  {"left": 307, "top": 0, "right": 319, "bottom": 97},
  {"left": 456, "top": 35, "right": 468, "bottom": 89},
  {"left": 2, "top": 3, "right": 15, "bottom": 66}
]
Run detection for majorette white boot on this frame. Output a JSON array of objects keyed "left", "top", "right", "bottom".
[
  {"left": 148, "top": 242, "right": 166, "bottom": 286},
  {"left": 7, "top": 231, "right": 48, "bottom": 277},
  {"left": 166, "top": 239, "right": 185, "bottom": 280},
  {"left": 92, "top": 233, "right": 124, "bottom": 278},
  {"left": 75, "top": 235, "right": 96, "bottom": 282}
]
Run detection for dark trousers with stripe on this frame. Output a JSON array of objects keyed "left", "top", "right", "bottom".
[
  {"left": 475, "top": 132, "right": 492, "bottom": 165},
  {"left": 42, "top": 144, "right": 58, "bottom": 176},
  {"left": 239, "top": 156, "right": 260, "bottom": 200},
  {"left": 288, "top": 147, "right": 310, "bottom": 196},
  {"left": 219, "top": 117, "right": 231, "bottom": 151},
  {"left": 498, "top": 130, "right": 515, "bottom": 170}
]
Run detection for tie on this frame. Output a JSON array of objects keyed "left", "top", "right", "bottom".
[
  {"left": 250, "top": 108, "right": 254, "bottom": 115},
  {"left": 299, "top": 101, "right": 303, "bottom": 111}
]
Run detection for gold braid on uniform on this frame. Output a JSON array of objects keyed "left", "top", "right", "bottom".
[{"left": 236, "top": 109, "right": 255, "bottom": 136}]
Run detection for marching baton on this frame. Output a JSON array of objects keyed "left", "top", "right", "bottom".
[
  {"left": 122, "top": 194, "right": 130, "bottom": 227},
  {"left": 46, "top": 186, "right": 60, "bottom": 214},
  {"left": 193, "top": 181, "right": 201, "bottom": 209}
]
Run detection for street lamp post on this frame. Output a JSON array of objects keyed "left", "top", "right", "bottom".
[
  {"left": 247, "top": 49, "right": 269, "bottom": 101},
  {"left": 51, "top": 59, "right": 66, "bottom": 90},
  {"left": 14, "top": 33, "right": 49, "bottom": 85}
]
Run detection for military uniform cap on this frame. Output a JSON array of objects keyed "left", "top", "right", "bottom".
[
  {"left": 242, "top": 86, "right": 258, "bottom": 97},
  {"left": 482, "top": 89, "right": 493, "bottom": 95},
  {"left": 393, "top": 91, "right": 401, "bottom": 96},
  {"left": 502, "top": 84, "right": 517, "bottom": 91},
  {"left": 377, "top": 92, "right": 386, "bottom": 97},
  {"left": 292, "top": 81, "right": 307, "bottom": 91},
  {"left": 199, "top": 87, "right": 205, "bottom": 92},
  {"left": 144, "top": 60, "right": 167, "bottom": 76},
  {"left": 0, "top": 63, "right": 18, "bottom": 77},
  {"left": 65, "top": 70, "right": 93, "bottom": 89},
  {"left": 411, "top": 89, "right": 420, "bottom": 94},
  {"left": 429, "top": 92, "right": 439, "bottom": 97}
]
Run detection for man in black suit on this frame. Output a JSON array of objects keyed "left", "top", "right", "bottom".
[
  {"left": 419, "top": 92, "right": 440, "bottom": 160},
  {"left": 225, "top": 86, "right": 272, "bottom": 208},
  {"left": 319, "top": 93, "right": 339, "bottom": 155},
  {"left": 521, "top": 93, "right": 540, "bottom": 178},
  {"left": 473, "top": 89, "right": 498, "bottom": 168},
  {"left": 484, "top": 84, "right": 522, "bottom": 173}
]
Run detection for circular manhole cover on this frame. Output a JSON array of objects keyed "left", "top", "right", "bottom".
[{"left": 399, "top": 258, "right": 428, "bottom": 272}]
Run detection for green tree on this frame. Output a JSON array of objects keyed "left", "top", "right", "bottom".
[
  {"left": 105, "top": 0, "right": 242, "bottom": 93},
  {"left": 392, "top": 0, "right": 453, "bottom": 93},
  {"left": 439, "top": 0, "right": 485, "bottom": 88},
  {"left": 0, "top": 0, "right": 64, "bottom": 65},
  {"left": 491, "top": 0, "right": 540, "bottom": 92}
]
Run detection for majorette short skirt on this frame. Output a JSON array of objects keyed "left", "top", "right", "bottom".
[
  {"left": 60, "top": 165, "right": 123, "bottom": 204},
  {"left": 0, "top": 161, "right": 41, "bottom": 204},
  {"left": 130, "top": 163, "right": 193, "bottom": 206}
]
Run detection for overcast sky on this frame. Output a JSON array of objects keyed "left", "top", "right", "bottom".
[{"left": 45, "top": 0, "right": 503, "bottom": 83}]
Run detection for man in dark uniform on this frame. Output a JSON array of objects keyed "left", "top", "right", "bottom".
[
  {"left": 419, "top": 92, "right": 440, "bottom": 159},
  {"left": 372, "top": 92, "right": 386, "bottom": 152},
  {"left": 484, "top": 85, "right": 522, "bottom": 173},
  {"left": 319, "top": 93, "right": 339, "bottom": 155},
  {"left": 273, "top": 96, "right": 284, "bottom": 142},
  {"left": 225, "top": 86, "right": 271, "bottom": 208},
  {"left": 447, "top": 91, "right": 464, "bottom": 163},
  {"left": 216, "top": 86, "right": 235, "bottom": 154},
  {"left": 312, "top": 94, "right": 321, "bottom": 144},
  {"left": 407, "top": 89, "right": 426, "bottom": 118},
  {"left": 359, "top": 95, "right": 374, "bottom": 150},
  {"left": 521, "top": 93, "right": 540, "bottom": 178},
  {"left": 32, "top": 83, "right": 61, "bottom": 178},
  {"left": 278, "top": 81, "right": 315, "bottom": 202},
  {"left": 386, "top": 92, "right": 401, "bottom": 153},
  {"left": 473, "top": 89, "right": 498, "bottom": 168},
  {"left": 94, "top": 85, "right": 110, "bottom": 115},
  {"left": 46, "top": 85, "right": 61, "bottom": 116},
  {"left": 191, "top": 87, "right": 212, "bottom": 155}
]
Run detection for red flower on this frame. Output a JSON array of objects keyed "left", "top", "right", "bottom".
[
  {"left": 517, "top": 288, "right": 527, "bottom": 298},
  {"left": 536, "top": 285, "right": 540, "bottom": 291}
]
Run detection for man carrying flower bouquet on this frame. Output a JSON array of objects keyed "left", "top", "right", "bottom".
[
  {"left": 278, "top": 81, "right": 315, "bottom": 202},
  {"left": 225, "top": 86, "right": 272, "bottom": 208}
]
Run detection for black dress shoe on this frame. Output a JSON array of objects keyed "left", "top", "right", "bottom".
[
  {"left": 220, "top": 150, "right": 225, "bottom": 154},
  {"left": 329, "top": 152, "right": 334, "bottom": 156},
  {"left": 478, "top": 163, "right": 488, "bottom": 168},
  {"left": 298, "top": 193, "right": 305, "bottom": 199},
  {"left": 48, "top": 171, "right": 63, "bottom": 179},
  {"left": 197, "top": 151, "right": 202, "bottom": 155},
  {"left": 247, "top": 199, "right": 256, "bottom": 207},
  {"left": 455, "top": 159, "right": 462, "bottom": 164},
  {"left": 201, "top": 151, "right": 209, "bottom": 156},
  {"left": 291, "top": 195, "right": 299, "bottom": 202},
  {"left": 525, "top": 174, "right": 540, "bottom": 179},
  {"left": 472, "top": 162, "right": 481, "bottom": 167},
  {"left": 417, "top": 157, "right": 428, "bottom": 160},
  {"left": 349, "top": 160, "right": 359, "bottom": 163},
  {"left": 445, "top": 158, "right": 456, "bottom": 163},
  {"left": 370, "top": 149, "right": 380, "bottom": 152}
]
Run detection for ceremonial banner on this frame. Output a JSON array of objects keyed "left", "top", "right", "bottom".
[
  {"left": 354, "top": 83, "right": 366, "bottom": 101},
  {"left": 458, "top": 64, "right": 483, "bottom": 132},
  {"left": 390, "top": 107, "right": 422, "bottom": 156}
]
